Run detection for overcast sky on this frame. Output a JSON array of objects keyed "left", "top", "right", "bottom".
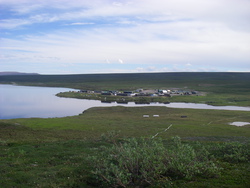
[{"left": 1, "top": 0, "right": 250, "bottom": 74}]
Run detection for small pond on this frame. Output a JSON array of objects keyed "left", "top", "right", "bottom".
[
  {"left": 229, "top": 122, "right": 250, "bottom": 126},
  {"left": 1, "top": 84, "right": 250, "bottom": 119}
]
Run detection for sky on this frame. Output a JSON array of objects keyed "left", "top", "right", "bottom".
[{"left": 1, "top": 0, "right": 250, "bottom": 74}]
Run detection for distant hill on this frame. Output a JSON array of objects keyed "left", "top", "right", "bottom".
[{"left": 0, "top": 72, "right": 39, "bottom": 76}]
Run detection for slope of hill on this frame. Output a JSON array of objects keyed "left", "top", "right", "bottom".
[{"left": 0, "top": 72, "right": 39, "bottom": 76}]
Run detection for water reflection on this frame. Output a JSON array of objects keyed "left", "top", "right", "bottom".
[
  {"left": 1, "top": 85, "right": 78, "bottom": 119},
  {"left": 1, "top": 84, "right": 250, "bottom": 119}
]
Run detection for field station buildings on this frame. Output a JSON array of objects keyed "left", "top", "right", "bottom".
[{"left": 79, "top": 89, "right": 199, "bottom": 97}]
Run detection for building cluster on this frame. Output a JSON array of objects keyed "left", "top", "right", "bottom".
[{"left": 79, "top": 88, "right": 199, "bottom": 97}]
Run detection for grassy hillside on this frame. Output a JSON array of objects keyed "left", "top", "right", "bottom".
[
  {"left": 1, "top": 72, "right": 250, "bottom": 92},
  {"left": 1, "top": 106, "right": 250, "bottom": 187},
  {"left": 1, "top": 72, "right": 250, "bottom": 106},
  {"left": 2, "top": 106, "right": 250, "bottom": 141}
]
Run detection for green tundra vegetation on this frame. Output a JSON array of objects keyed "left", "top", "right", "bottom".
[
  {"left": 1, "top": 72, "right": 250, "bottom": 106},
  {"left": 0, "top": 72, "right": 250, "bottom": 187}
]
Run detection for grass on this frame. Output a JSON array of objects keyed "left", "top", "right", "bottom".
[
  {"left": 1, "top": 72, "right": 250, "bottom": 187},
  {"left": 1, "top": 106, "right": 250, "bottom": 187},
  {"left": 2, "top": 106, "right": 250, "bottom": 140},
  {"left": 57, "top": 91, "right": 250, "bottom": 106},
  {"left": 1, "top": 72, "right": 250, "bottom": 91},
  {"left": 1, "top": 72, "right": 250, "bottom": 106},
  {"left": 0, "top": 139, "right": 97, "bottom": 187}
]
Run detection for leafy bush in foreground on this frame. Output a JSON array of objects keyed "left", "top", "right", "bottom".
[
  {"left": 88, "top": 137, "right": 220, "bottom": 187},
  {"left": 207, "top": 141, "right": 250, "bottom": 163}
]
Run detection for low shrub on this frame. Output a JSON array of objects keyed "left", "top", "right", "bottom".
[
  {"left": 88, "top": 136, "right": 221, "bottom": 187},
  {"left": 166, "top": 137, "right": 220, "bottom": 180},
  {"left": 208, "top": 141, "right": 250, "bottom": 163},
  {"left": 101, "top": 130, "right": 121, "bottom": 143}
]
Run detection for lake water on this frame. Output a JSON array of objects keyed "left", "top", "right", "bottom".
[
  {"left": 1, "top": 84, "right": 250, "bottom": 119},
  {"left": 229, "top": 122, "right": 250, "bottom": 126}
]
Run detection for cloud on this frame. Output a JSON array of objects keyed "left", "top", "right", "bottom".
[
  {"left": 118, "top": 59, "right": 123, "bottom": 64},
  {"left": 2, "top": 0, "right": 248, "bottom": 30},
  {"left": 1, "top": 0, "right": 250, "bottom": 73},
  {"left": 1, "top": 22, "right": 250, "bottom": 69},
  {"left": 67, "top": 22, "right": 94, "bottom": 26}
]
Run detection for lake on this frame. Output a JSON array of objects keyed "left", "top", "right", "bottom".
[
  {"left": 229, "top": 122, "right": 250, "bottom": 126},
  {"left": 1, "top": 84, "right": 250, "bottom": 119}
]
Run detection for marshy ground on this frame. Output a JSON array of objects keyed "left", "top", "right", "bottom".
[{"left": 1, "top": 106, "right": 250, "bottom": 187}]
